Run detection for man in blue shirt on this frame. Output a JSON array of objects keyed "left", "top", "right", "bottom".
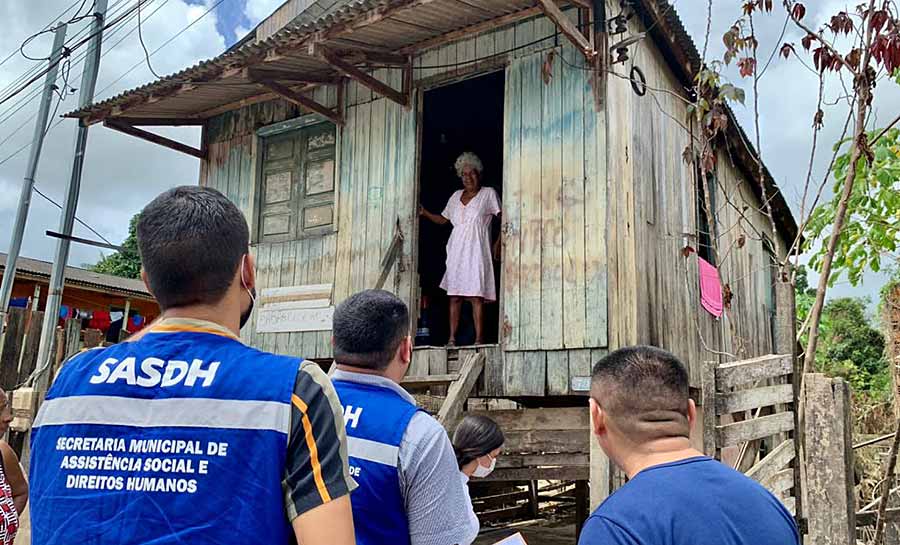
[
  {"left": 30, "top": 186, "right": 356, "bottom": 545},
  {"left": 330, "top": 289, "right": 480, "bottom": 545},
  {"left": 580, "top": 345, "right": 799, "bottom": 545}
]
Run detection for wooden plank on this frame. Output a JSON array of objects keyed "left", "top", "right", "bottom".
[
  {"left": 538, "top": 0, "right": 594, "bottom": 58},
  {"left": 715, "top": 354, "right": 792, "bottom": 388},
  {"left": 378, "top": 100, "right": 399, "bottom": 293},
  {"left": 104, "top": 120, "right": 205, "bottom": 158},
  {"left": 502, "top": 429, "right": 587, "bottom": 454},
  {"left": 541, "top": 47, "right": 564, "bottom": 350},
  {"left": 716, "top": 411, "right": 794, "bottom": 448},
  {"left": 546, "top": 351, "right": 569, "bottom": 395},
  {"left": 700, "top": 359, "right": 717, "bottom": 456},
  {"left": 18, "top": 311, "right": 44, "bottom": 382},
  {"left": 582, "top": 42, "right": 607, "bottom": 348},
  {"left": 483, "top": 466, "right": 589, "bottom": 481},
  {"left": 560, "top": 42, "right": 587, "bottom": 349},
  {"left": 567, "top": 349, "right": 592, "bottom": 395},
  {"left": 804, "top": 375, "right": 855, "bottom": 542},
  {"left": 478, "top": 345, "right": 504, "bottom": 397},
  {"left": 321, "top": 48, "right": 408, "bottom": 107},
  {"left": 518, "top": 54, "right": 543, "bottom": 350},
  {"left": 0, "top": 309, "right": 27, "bottom": 391},
  {"left": 716, "top": 384, "right": 794, "bottom": 415},
  {"left": 363, "top": 98, "right": 388, "bottom": 289},
  {"left": 761, "top": 468, "right": 794, "bottom": 496},
  {"left": 781, "top": 497, "right": 796, "bottom": 517},
  {"left": 332, "top": 102, "right": 356, "bottom": 303},
  {"left": 427, "top": 348, "right": 449, "bottom": 377},
  {"left": 301, "top": 240, "right": 322, "bottom": 358},
  {"left": 857, "top": 509, "right": 900, "bottom": 526},
  {"left": 467, "top": 407, "right": 589, "bottom": 431},
  {"left": 253, "top": 80, "right": 343, "bottom": 126},
  {"left": 375, "top": 225, "right": 403, "bottom": 290},
  {"left": 745, "top": 439, "right": 795, "bottom": 484},
  {"left": 497, "top": 453, "right": 589, "bottom": 468},
  {"left": 401, "top": 374, "right": 460, "bottom": 387},
  {"left": 349, "top": 102, "right": 372, "bottom": 293},
  {"left": 408, "top": 349, "right": 432, "bottom": 377},
  {"left": 501, "top": 47, "right": 523, "bottom": 350},
  {"left": 401, "top": 7, "right": 541, "bottom": 54},
  {"left": 63, "top": 318, "right": 81, "bottom": 362},
  {"left": 437, "top": 353, "right": 486, "bottom": 427}
]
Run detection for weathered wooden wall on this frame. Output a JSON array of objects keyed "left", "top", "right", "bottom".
[{"left": 605, "top": 6, "right": 788, "bottom": 384}]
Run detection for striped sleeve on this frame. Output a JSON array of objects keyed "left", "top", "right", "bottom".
[{"left": 282, "top": 361, "right": 357, "bottom": 520}]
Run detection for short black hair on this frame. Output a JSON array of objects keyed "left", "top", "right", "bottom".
[
  {"left": 591, "top": 346, "right": 691, "bottom": 440},
  {"left": 137, "top": 186, "right": 249, "bottom": 310},
  {"left": 453, "top": 415, "right": 504, "bottom": 469},
  {"left": 332, "top": 290, "right": 410, "bottom": 370}
]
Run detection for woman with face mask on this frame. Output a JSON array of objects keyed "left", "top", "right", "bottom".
[{"left": 453, "top": 415, "right": 505, "bottom": 542}]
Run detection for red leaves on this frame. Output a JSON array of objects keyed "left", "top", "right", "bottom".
[
  {"left": 871, "top": 33, "right": 900, "bottom": 74},
  {"left": 869, "top": 9, "right": 889, "bottom": 34},
  {"left": 828, "top": 12, "right": 855, "bottom": 36},
  {"left": 780, "top": 42, "right": 796, "bottom": 59},
  {"left": 723, "top": 283, "right": 734, "bottom": 309},
  {"left": 682, "top": 246, "right": 696, "bottom": 258},
  {"left": 813, "top": 45, "right": 844, "bottom": 73},
  {"left": 738, "top": 57, "right": 757, "bottom": 77},
  {"left": 682, "top": 145, "right": 694, "bottom": 165},
  {"left": 791, "top": 3, "right": 806, "bottom": 21},
  {"left": 801, "top": 34, "right": 815, "bottom": 51},
  {"left": 737, "top": 234, "right": 746, "bottom": 248}
]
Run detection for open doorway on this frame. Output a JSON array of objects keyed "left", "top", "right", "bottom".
[{"left": 416, "top": 70, "right": 505, "bottom": 347}]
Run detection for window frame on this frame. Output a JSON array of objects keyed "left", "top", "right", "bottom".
[
  {"left": 695, "top": 165, "right": 718, "bottom": 266},
  {"left": 253, "top": 114, "right": 339, "bottom": 244}
]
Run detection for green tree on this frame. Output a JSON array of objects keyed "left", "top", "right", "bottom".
[
  {"left": 91, "top": 214, "right": 142, "bottom": 280},
  {"left": 796, "top": 267, "right": 890, "bottom": 398}
]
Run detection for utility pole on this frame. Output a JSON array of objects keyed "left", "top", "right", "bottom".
[
  {"left": 33, "top": 0, "right": 108, "bottom": 391},
  {"left": 0, "top": 24, "right": 68, "bottom": 325}
]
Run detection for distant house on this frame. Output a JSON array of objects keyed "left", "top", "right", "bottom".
[{"left": 0, "top": 252, "right": 158, "bottom": 338}]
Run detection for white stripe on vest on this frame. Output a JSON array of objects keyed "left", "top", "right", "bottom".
[
  {"left": 348, "top": 437, "right": 400, "bottom": 467},
  {"left": 33, "top": 395, "right": 291, "bottom": 434}
]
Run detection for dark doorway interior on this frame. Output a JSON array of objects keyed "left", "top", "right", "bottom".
[{"left": 417, "top": 71, "right": 505, "bottom": 346}]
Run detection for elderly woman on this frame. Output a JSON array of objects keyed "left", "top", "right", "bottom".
[{"left": 420, "top": 152, "right": 501, "bottom": 346}]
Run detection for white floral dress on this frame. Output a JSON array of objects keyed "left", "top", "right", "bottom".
[{"left": 439, "top": 187, "right": 501, "bottom": 302}]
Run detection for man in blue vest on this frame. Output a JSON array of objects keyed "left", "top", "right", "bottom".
[
  {"left": 29, "top": 186, "right": 357, "bottom": 545},
  {"left": 330, "top": 290, "right": 480, "bottom": 545}
]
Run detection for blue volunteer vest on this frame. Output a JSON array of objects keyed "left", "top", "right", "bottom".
[
  {"left": 332, "top": 379, "right": 421, "bottom": 545},
  {"left": 29, "top": 323, "right": 301, "bottom": 545}
]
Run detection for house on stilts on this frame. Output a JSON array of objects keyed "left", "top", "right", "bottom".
[{"left": 68, "top": 0, "right": 803, "bottom": 534}]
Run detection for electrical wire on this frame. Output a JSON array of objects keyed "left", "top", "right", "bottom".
[
  {"left": 0, "top": 0, "right": 87, "bottom": 70},
  {"left": 20, "top": 1, "right": 95, "bottom": 61},
  {"left": 136, "top": 0, "right": 163, "bottom": 79}
]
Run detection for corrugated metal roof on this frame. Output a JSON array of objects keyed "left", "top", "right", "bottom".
[
  {"left": 69, "top": 0, "right": 798, "bottom": 242},
  {"left": 0, "top": 253, "right": 153, "bottom": 299}
]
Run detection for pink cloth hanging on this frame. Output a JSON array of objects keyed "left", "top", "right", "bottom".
[{"left": 698, "top": 257, "right": 723, "bottom": 318}]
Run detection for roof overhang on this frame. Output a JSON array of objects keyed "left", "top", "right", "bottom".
[{"left": 67, "top": 0, "right": 593, "bottom": 126}]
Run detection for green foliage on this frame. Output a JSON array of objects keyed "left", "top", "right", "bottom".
[
  {"left": 91, "top": 214, "right": 142, "bottom": 280},
  {"left": 805, "top": 128, "right": 900, "bottom": 286},
  {"left": 795, "top": 267, "right": 890, "bottom": 398}
]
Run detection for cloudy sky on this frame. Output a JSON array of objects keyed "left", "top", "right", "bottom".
[{"left": 0, "top": 1, "right": 895, "bottom": 303}]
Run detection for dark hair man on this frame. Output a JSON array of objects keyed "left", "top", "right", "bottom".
[
  {"left": 579, "top": 346, "right": 799, "bottom": 545},
  {"left": 29, "top": 186, "right": 356, "bottom": 545},
  {"left": 330, "top": 289, "right": 479, "bottom": 545}
]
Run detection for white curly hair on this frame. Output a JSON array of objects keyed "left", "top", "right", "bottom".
[{"left": 454, "top": 152, "right": 483, "bottom": 178}]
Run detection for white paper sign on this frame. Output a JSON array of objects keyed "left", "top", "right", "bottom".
[
  {"left": 256, "top": 306, "right": 334, "bottom": 333},
  {"left": 493, "top": 532, "right": 528, "bottom": 545}
]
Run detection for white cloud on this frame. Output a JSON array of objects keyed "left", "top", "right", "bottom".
[
  {"left": 0, "top": 1, "right": 226, "bottom": 267},
  {"left": 244, "top": 0, "right": 285, "bottom": 25}
]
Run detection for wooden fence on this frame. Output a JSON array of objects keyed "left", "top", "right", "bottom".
[
  {"left": 700, "top": 353, "right": 802, "bottom": 518},
  {"left": 0, "top": 307, "right": 102, "bottom": 461}
]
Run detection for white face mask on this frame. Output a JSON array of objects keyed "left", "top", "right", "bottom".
[{"left": 472, "top": 455, "right": 496, "bottom": 478}]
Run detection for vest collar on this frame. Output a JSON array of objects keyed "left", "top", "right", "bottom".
[
  {"left": 331, "top": 369, "right": 415, "bottom": 405},
  {"left": 147, "top": 317, "right": 242, "bottom": 342}
]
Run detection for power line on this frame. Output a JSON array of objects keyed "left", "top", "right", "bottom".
[
  {"left": 0, "top": 0, "right": 159, "bottom": 142},
  {"left": 0, "top": 0, "right": 149, "bottom": 109},
  {"left": 33, "top": 185, "right": 114, "bottom": 245},
  {"left": 0, "top": 0, "right": 86, "bottom": 70},
  {"left": 136, "top": 0, "right": 163, "bottom": 79}
]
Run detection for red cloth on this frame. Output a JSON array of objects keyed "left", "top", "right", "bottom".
[
  {"left": 89, "top": 311, "right": 111, "bottom": 332},
  {"left": 699, "top": 257, "right": 723, "bottom": 318}
]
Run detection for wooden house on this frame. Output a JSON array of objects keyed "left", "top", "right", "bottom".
[{"left": 69, "top": 0, "right": 799, "bottom": 510}]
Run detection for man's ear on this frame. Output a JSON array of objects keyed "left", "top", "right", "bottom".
[
  {"left": 398, "top": 335, "right": 413, "bottom": 365},
  {"left": 242, "top": 253, "right": 257, "bottom": 290},
  {"left": 140, "top": 269, "right": 154, "bottom": 297},
  {"left": 589, "top": 398, "right": 606, "bottom": 437},
  {"left": 686, "top": 398, "right": 697, "bottom": 430}
]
